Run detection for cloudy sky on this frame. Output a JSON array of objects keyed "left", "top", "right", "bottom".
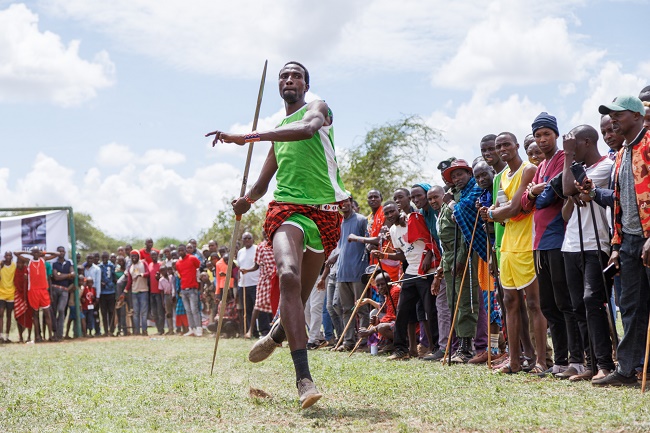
[{"left": 1, "top": 0, "right": 648, "bottom": 240}]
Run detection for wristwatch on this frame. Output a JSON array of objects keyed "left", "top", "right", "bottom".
[{"left": 588, "top": 188, "right": 596, "bottom": 199}]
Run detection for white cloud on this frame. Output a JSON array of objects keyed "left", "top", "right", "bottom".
[
  {"left": 97, "top": 143, "right": 186, "bottom": 167},
  {"left": 5, "top": 151, "right": 245, "bottom": 240},
  {"left": 423, "top": 91, "right": 546, "bottom": 183},
  {"left": 96, "top": 143, "right": 135, "bottom": 166},
  {"left": 0, "top": 3, "right": 114, "bottom": 106},
  {"left": 433, "top": 1, "right": 603, "bottom": 92},
  {"left": 570, "top": 61, "right": 646, "bottom": 129}
]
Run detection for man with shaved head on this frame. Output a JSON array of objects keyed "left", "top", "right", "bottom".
[{"left": 560, "top": 124, "right": 615, "bottom": 381}]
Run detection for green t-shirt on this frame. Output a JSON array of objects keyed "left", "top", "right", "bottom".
[
  {"left": 273, "top": 103, "right": 348, "bottom": 204},
  {"left": 492, "top": 168, "right": 506, "bottom": 262}
]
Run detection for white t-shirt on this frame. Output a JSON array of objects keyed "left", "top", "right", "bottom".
[
  {"left": 390, "top": 223, "right": 425, "bottom": 276},
  {"left": 562, "top": 157, "right": 613, "bottom": 253},
  {"left": 237, "top": 245, "right": 260, "bottom": 287}
]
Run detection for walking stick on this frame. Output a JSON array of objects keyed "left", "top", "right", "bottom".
[
  {"left": 642, "top": 310, "right": 650, "bottom": 393},
  {"left": 447, "top": 220, "right": 459, "bottom": 366},
  {"left": 588, "top": 201, "right": 619, "bottom": 359},
  {"left": 334, "top": 244, "right": 390, "bottom": 350},
  {"left": 210, "top": 60, "right": 267, "bottom": 375},
  {"left": 443, "top": 210, "right": 481, "bottom": 366},
  {"left": 486, "top": 223, "right": 492, "bottom": 368},
  {"left": 576, "top": 205, "right": 598, "bottom": 373}
]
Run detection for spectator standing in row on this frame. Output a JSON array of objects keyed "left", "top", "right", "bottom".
[
  {"left": 177, "top": 244, "right": 202, "bottom": 337},
  {"left": 51, "top": 246, "right": 74, "bottom": 341}
]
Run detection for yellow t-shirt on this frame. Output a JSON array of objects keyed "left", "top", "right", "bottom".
[
  {"left": 0, "top": 262, "right": 16, "bottom": 301},
  {"left": 500, "top": 161, "right": 534, "bottom": 253}
]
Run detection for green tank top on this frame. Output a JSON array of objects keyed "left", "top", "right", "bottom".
[{"left": 273, "top": 103, "right": 348, "bottom": 204}]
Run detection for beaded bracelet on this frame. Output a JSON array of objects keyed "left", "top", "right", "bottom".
[
  {"left": 488, "top": 209, "right": 494, "bottom": 220},
  {"left": 244, "top": 132, "right": 261, "bottom": 143},
  {"left": 244, "top": 194, "right": 256, "bottom": 204}
]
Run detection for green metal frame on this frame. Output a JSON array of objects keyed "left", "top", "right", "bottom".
[{"left": 0, "top": 207, "right": 82, "bottom": 337}]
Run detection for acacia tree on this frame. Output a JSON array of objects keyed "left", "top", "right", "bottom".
[{"left": 339, "top": 116, "right": 443, "bottom": 214}]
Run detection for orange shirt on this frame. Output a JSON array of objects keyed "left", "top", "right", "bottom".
[{"left": 215, "top": 258, "right": 234, "bottom": 294}]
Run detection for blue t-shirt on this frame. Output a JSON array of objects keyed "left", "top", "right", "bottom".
[{"left": 337, "top": 212, "right": 369, "bottom": 282}]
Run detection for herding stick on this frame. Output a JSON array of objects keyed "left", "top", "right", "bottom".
[
  {"left": 210, "top": 60, "right": 268, "bottom": 375},
  {"left": 443, "top": 210, "right": 480, "bottom": 366}
]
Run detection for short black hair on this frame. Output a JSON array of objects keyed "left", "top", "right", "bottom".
[
  {"left": 383, "top": 200, "right": 398, "bottom": 208},
  {"left": 497, "top": 131, "right": 518, "bottom": 144},
  {"left": 480, "top": 134, "right": 497, "bottom": 143},
  {"left": 283, "top": 61, "right": 310, "bottom": 85},
  {"left": 394, "top": 187, "right": 410, "bottom": 197}
]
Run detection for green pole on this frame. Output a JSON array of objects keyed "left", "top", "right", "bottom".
[{"left": 67, "top": 208, "right": 82, "bottom": 338}]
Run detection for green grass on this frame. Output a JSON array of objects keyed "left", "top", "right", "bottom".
[{"left": 0, "top": 334, "right": 648, "bottom": 432}]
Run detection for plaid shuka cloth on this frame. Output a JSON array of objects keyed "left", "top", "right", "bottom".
[
  {"left": 263, "top": 201, "right": 342, "bottom": 258},
  {"left": 253, "top": 240, "right": 276, "bottom": 313},
  {"left": 453, "top": 177, "right": 488, "bottom": 262}
]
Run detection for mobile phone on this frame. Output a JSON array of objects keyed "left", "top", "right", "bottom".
[
  {"left": 570, "top": 162, "right": 587, "bottom": 186},
  {"left": 603, "top": 262, "right": 618, "bottom": 280}
]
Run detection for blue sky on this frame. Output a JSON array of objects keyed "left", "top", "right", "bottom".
[{"left": 1, "top": 0, "right": 648, "bottom": 239}]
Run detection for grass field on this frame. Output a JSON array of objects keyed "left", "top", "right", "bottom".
[{"left": 1, "top": 333, "right": 649, "bottom": 433}]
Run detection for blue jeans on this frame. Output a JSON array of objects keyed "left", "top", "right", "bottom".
[
  {"left": 50, "top": 286, "right": 69, "bottom": 340},
  {"left": 150, "top": 293, "right": 165, "bottom": 334},
  {"left": 322, "top": 290, "right": 334, "bottom": 341},
  {"left": 326, "top": 276, "right": 343, "bottom": 339},
  {"left": 180, "top": 289, "right": 200, "bottom": 329},
  {"left": 132, "top": 292, "right": 149, "bottom": 334},
  {"left": 617, "top": 234, "right": 650, "bottom": 377}
]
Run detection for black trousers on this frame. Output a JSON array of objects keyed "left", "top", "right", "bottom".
[
  {"left": 564, "top": 251, "right": 615, "bottom": 371},
  {"left": 99, "top": 294, "right": 116, "bottom": 335},
  {"left": 393, "top": 274, "right": 436, "bottom": 352},
  {"left": 535, "top": 249, "right": 583, "bottom": 365}
]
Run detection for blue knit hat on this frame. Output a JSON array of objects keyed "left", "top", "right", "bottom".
[
  {"left": 532, "top": 112, "right": 559, "bottom": 136},
  {"left": 412, "top": 182, "right": 431, "bottom": 192}
]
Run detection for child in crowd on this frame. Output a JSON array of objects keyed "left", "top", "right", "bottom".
[{"left": 81, "top": 277, "right": 97, "bottom": 337}]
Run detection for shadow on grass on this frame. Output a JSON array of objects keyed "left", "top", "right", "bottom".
[{"left": 302, "top": 407, "right": 398, "bottom": 422}]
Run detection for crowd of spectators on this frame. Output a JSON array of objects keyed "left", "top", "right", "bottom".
[{"left": 1, "top": 88, "right": 649, "bottom": 389}]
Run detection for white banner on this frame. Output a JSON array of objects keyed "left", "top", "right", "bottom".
[{"left": 0, "top": 210, "right": 70, "bottom": 254}]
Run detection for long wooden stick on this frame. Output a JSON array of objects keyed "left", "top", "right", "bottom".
[
  {"left": 443, "top": 210, "right": 480, "bottom": 366},
  {"left": 642, "top": 310, "right": 650, "bottom": 393},
  {"left": 333, "top": 243, "right": 390, "bottom": 350},
  {"left": 486, "top": 223, "right": 492, "bottom": 369},
  {"left": 210, "top": 60, "right": 267, "bottom": 375}
]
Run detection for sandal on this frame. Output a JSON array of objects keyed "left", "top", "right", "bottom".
[
  {"left": 528, "top": 363, "right": 546, "bottom": 375},
  {"left": 494, "top": 364, "right": 521, "bottom": 375}
]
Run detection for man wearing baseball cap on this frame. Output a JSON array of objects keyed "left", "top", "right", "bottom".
[{"left": 593, "top": 95, "right": 650, "bottom": 387}]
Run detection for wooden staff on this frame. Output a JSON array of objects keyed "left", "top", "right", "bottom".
[
  {"left": 333, "top": 243, "right": 390, "bottom": 351},
  {"left": 642, "top": 310, "right": 650, "bottom": 393},
  {"left": 486, "top": 223, "right": 492, "bottom": 369},
  {"left": 210, "top": 60, "right": 267, "bottom": 375},
  {"left": 443, "top": 210, "right": 480, "bottom": 366}
]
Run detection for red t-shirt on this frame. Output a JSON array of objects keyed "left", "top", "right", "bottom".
[
  {"left": 148, "top": 261, "right": 161, "bottom": 294},
  {"left": 381, "top": 285, "right": 401, "bottom": 323},
  {"left": 81, "top": 285, "right": 97, "bottom": 311},
  {"left": 215, "top": 258, "right": 234, "bottom": 294},
  {"left": 176, "top": 254, "right": 200, "bottom": 289},
  {"left": 139, "top": 248, "right": 159, "bottom": 265}
]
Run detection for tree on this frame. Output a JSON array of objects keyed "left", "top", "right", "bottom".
[
  {"left": 197, "top": 199, "right": 267, "bottom": 250},
  {"left": 339, "top": 115, "right": 443, "bottom": 215},
  {"left": 73, "top": 212, "right": 124, "bottom": 254}
]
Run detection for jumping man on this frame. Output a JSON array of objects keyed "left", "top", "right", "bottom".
[{"left": 206, "top": 61, "right": 348, "bottom": 408}]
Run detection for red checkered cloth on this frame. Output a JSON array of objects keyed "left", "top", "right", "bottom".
[
  {"left": 253, "top": 240, "right": 276, "bottom": 314},
  {"left": 263, "top": 201, "right": 342, "bottom": 258}
]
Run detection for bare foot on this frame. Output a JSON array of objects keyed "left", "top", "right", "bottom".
[{"left": 244, "top": 332, "right": 252, "bottom": 339}]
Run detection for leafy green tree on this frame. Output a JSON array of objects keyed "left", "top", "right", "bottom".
[
  {"left": 197, "top": 199, "right": 267, "bottom": 250},
  {"left": 339, "top": 115, "right": 443, "bottom": 215},
  {"left": 73, "top": 212, "right": 124, "bottom": 253}
]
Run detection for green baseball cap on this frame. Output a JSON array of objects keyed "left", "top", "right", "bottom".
[{"left": 598, "top": 95, "right": 645, "bottom": 117}]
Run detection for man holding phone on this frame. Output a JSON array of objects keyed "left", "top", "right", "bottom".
[{"left": 560, "top": 124, "right": 615, "bottom": 382}]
